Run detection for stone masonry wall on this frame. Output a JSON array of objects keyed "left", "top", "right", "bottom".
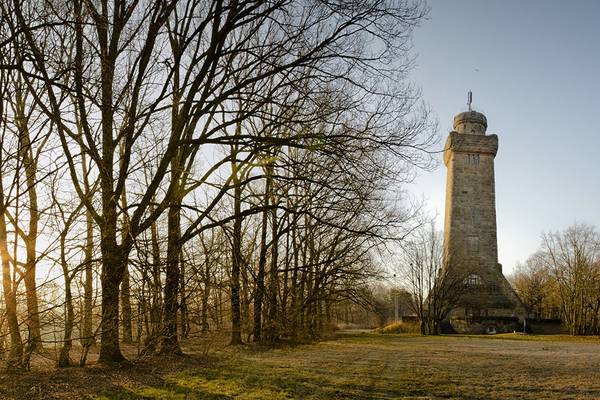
[{"left": 442, "top": 111, "right": 527, "bottom": 328}]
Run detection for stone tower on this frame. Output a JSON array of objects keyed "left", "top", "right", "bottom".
[{"left": 442, "top": 107, "right": 527, "bottom": 333}]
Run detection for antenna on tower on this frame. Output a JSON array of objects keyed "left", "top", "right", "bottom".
[{"left": 467, "top": 90, "right": 473, "bottom": 111}]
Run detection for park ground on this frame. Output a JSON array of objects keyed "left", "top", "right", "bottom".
[{"left": 1, "top": 332, "right": 600, "bottom": 399}]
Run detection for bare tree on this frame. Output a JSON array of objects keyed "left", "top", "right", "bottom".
[
  {"left": 511, "top": 252, "right": 560, "bottom": 320},
  {"left": 0, "top": 0, "right": 434, "bottom": 364},
  {"left": 400, "top": 224, "right": 472, "bottom": 334},
  {"left": 541, "top": 224, "right": 600, "bottom": 335}
]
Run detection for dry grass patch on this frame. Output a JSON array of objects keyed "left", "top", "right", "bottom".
[
  {"left": 2, "top": 332, "right": 600, "bottom": 399},
  {"left": 375, "top": 321, "right": 421, "bottom": 334}
]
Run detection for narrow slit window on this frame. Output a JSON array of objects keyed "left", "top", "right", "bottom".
[{"left": 468, "top": 154, "right": 480, "bottom": 165}]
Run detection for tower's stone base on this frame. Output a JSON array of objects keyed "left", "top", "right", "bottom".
[
  {"left": 446, "top": 315, "right": 523, "bottom": 334},
  {"left": 442, "top": 267, "right": 529, "bottom": 334}
]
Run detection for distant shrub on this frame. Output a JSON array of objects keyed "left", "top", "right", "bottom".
[
  {"left": 376, "top": 321, "right": 421, "bottom": 334},
  {"left": 336, "top": 322, "right": 366, "bottom": 331}
]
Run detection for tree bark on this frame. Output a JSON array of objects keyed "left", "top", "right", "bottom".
[
  {"left": 253, "top": 179, "right": 270, "bottom": 341},
  {"left": 121, "top": 265, "right": 133, "bottom": 343},
  {"left": 15, "top": 86, "right": 43, "bottom": 349},
  {"left": 0, "top": 200, "right": 23, "bottom": 371},
  {"left": 230, "top": 148, "right": 243, "bottom": 345},
  {"left": 81, "top": 154, "right": 95, "bottom": 350},
  {"left": 161, "top": 202, "right": 183, "bottom": 354},
  {"left": 98, "top": 232, "right": 126, "bottom": 363},
  {"left": 150, "top": 215, "right": 162, "bottom": 339},
  {"left": 180, "top": 254, "right": 190, "bottom": 339},
  {"left": 120, "top": 178, "right": 133, "bottom": 344},
  {"left": 58, "top": 276, "right": 74, "bottom": 367},
  {"left": 265, "top": 174, "right": 279, "bottom": 342}
]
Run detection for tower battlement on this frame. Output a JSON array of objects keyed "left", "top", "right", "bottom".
[{"left": 443, "top": 132, "right": 498, "bottom": 165}]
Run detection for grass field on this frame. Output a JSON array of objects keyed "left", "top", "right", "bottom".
[{"left": 2, "top": 331, "right": 600, "bottom": 399}]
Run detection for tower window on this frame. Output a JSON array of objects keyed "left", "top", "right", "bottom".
[
  {"left": 467, "top": 154, "right": 480, "bottom": 165},
  {"left": 465, "top": 274, "right": 482, "bottom": 286}
]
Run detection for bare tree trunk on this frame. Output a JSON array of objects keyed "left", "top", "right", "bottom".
[
  {"left": 281, "top": 206, "right": 291, "bottom": 323},
  {"left": 289, "top": 207, "right": 300, "bottom": 336},
  {"left": 230, "top": 146, "right": 243, "bottom": 345},
  {"left": 218, "top": 276, "right": 224, "bottom": 330},
  {"left": 297, "top": 223, "right": 309, "bottom": 336},
  {"left": 82, "top": 207, "right": 95, "bottom": 348},
  {"left": 0, "top": 201, "right": 23, "bottom": 370},
  {"left": 58, "top": 272, "right": 74, "bottom": 367},
  {"left": 121, "top": 266, "right": 133, "bottom": 343},
  {"left": 150, "top": 215, "right": 162, "bottom": 340},
  {"left": 180, "top": 253, "right": 190, "bottom": 339},
  {"left": 241, "top": 248, "right": 251, "bottom": 342},
  {"left": 266, "top": 180, "right": 279, "bottom": 342},
  {"left": 78, "top": 153, "right": 95, "bottom": 366},
  {"left": 199, "top": 239, "right": 211, "bottom": 334},
  {"left": 253, "top": 172, "right": 270, "bottom": 341},
  {"left": 57, "top": 202, "right": 85, "bottom": 367},
  {"left": 119, "top": 140, "right": 133, "bottom": 344},
  {"left": 15, "top": 86, "right": 43, "bottom": 350},
  {"left": 161, "top": 202, "right": 182, "bottom": 354},
  {"left": 98, "top": 232, "right": 126, "bottom": 363}
]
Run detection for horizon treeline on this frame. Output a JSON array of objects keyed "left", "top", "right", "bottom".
[
  {"left": 511, "top": 223, "right": 600, "bottom": 335},
  {"left": 378, "top": 222, "right": 600, "bottom": 336},
  {"left": 0, "top": 0, "right": 434, "bottom": 370}
]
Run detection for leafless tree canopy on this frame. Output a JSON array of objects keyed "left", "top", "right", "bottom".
[
  {"left": 395, "top": 223, "right": 474, "bottom": 334},
  {"left": 512, "top": 224, "right": 600, "bottom": 335},
  {"left": 0, "top": 0, "right": 438, "bottom": 369}
]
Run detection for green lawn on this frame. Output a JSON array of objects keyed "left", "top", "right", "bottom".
[{"left": 90, "top": 332, "right": 600, "bottom": 400}]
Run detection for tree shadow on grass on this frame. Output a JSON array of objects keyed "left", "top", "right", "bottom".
[{"left": 97, "top": 352, "right": 423, "bottom": 400}]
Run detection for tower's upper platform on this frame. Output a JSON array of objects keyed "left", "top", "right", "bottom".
[
  {"left": 453, "top": 110, "right": 487, "bottom": 135},
  {"left": 444, "top": 109, "right": 497, "bottom": 166}
]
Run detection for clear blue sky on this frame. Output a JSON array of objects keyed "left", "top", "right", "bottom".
[{"left": 409, "top": 0, "right": 600, "bottom": 273}]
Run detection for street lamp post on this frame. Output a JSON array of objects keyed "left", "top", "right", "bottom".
[{"left": 393, "top": 274, "right": 398, "bottom": 323}]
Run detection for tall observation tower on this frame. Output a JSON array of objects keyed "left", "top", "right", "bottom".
[{"left": 442, "top": 95, "right": 527, "bottom": 333}]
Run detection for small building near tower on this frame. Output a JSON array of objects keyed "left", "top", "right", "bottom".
[{"left": 441, "top": 100, "right": 528, "bottom": 333}]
